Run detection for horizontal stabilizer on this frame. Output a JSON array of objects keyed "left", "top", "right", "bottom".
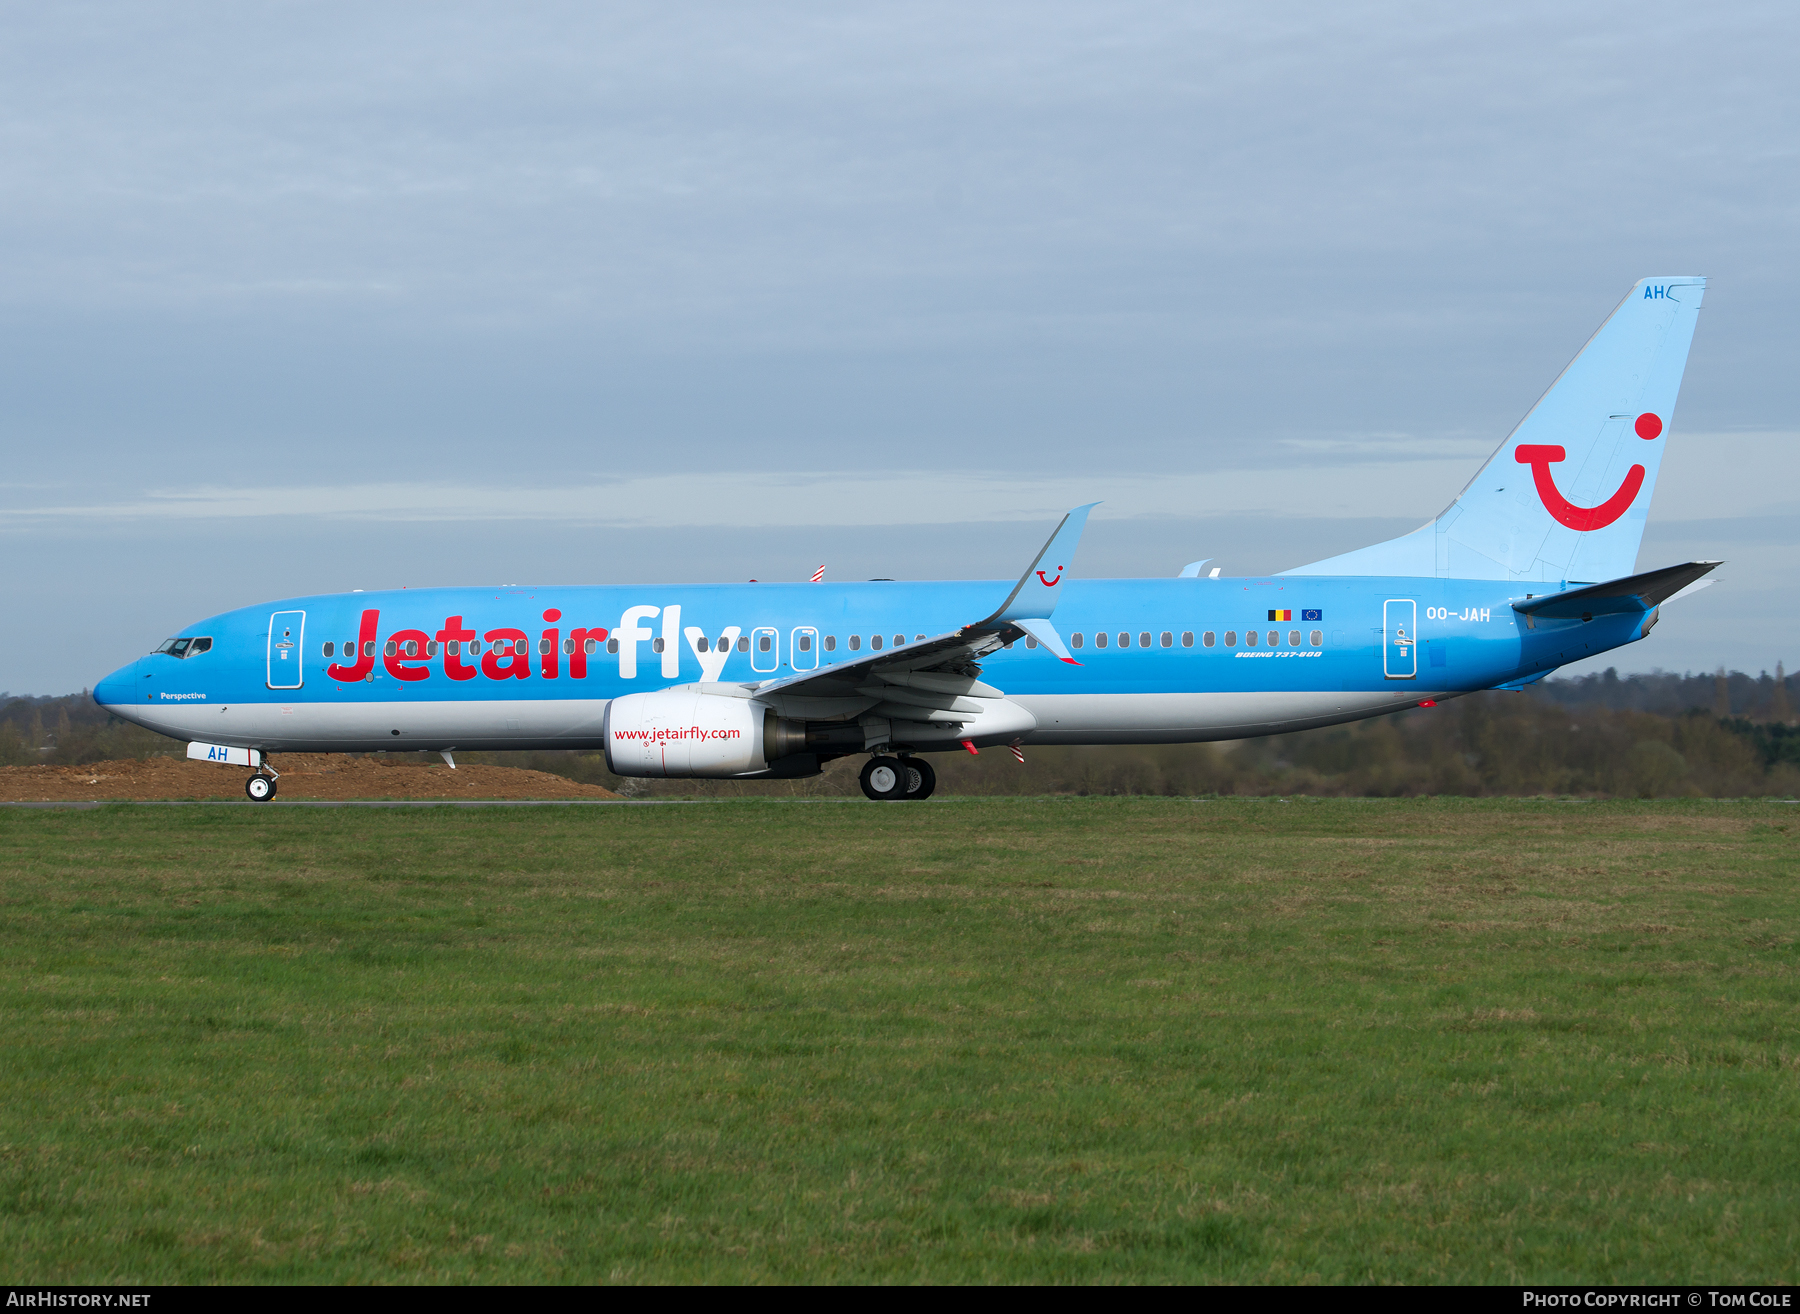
[{"left": 1513, "top": 561, "right": 1721, "bottom": 620}]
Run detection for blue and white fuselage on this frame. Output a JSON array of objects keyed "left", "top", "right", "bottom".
[
  {"left": 92, "top": 277, "right": 1721, "bottom": 795},
  {"left": 95, "top": 574, "right": 1647, "bottom": 752}
]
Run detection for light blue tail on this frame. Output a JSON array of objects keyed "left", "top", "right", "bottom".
[{"left": 1285, "top": 277, "right": 1705, "bottom": 583}]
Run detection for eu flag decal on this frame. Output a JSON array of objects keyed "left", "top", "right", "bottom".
[
  {"left": 1268, "top": 609, "right": 1292, "bottom": 622},
  {"left": 1302, "top": 609, "right": 1321, "bottom": 622}
]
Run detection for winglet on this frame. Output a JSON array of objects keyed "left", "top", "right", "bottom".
[
  {"left": 1178, "top": 559, "right": 1211, "bottom": 579},
  {"left": 1014, "top": 617, "right": 1081, "bottom": 664},
  {"left": 977, "top": 503, "right": 1097, "bottom": 626}
]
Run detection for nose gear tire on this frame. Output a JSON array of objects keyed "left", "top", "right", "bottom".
[{"left": 246, "top": 775, "right": 276, "bottom": 802}]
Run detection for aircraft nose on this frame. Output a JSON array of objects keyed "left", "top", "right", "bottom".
[{"left": 93, "top": 658, "right": 142, "bottom": 708}]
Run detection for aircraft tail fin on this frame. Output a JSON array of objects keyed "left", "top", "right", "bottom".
[{"left": 1284, "top": 277, "right": 1705, "bottom": 582}]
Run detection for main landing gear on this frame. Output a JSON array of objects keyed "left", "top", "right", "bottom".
[{"left": 859, "top": 755, "right": 936, "bottom": 802}]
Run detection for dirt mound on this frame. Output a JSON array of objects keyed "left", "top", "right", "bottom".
[{"left": 0, "top": 754, "right": 622, "bottom": 802}]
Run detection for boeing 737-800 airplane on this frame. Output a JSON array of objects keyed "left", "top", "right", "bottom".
[{"left": 95, "top": 277, "right": 1718, "bottom": 801}]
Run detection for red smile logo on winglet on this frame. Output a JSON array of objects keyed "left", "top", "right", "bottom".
[{"left": 1514, "top": 414, "right": 1659, "bottom": 532}]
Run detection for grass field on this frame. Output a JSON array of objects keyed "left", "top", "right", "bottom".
[{"left": 2, "top": 798, "right": 1796, "bottom": 1284}]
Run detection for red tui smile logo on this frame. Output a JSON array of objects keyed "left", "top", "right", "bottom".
[
  {"left": 1036, "top": 567, "right": 1063, "bottom": 587},
  {"left": 1513, "top": 414, "right": 1661, "bottom": 532}
]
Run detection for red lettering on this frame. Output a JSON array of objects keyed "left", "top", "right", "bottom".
[
  {"left": 384, "top": 628, "right": 433, "bottom": 682},
  {"left": 568, "top": 627, "right": 608, "bottom": 679},
  {"left": 482, "top": 628, "right": 530, "bottom": 680},
  {"left": 327, "top": 610, "right": 379, "bottom": 682},
  {"left": 541, "top": 628, "right": 559, "bottom": 679},
  {"left": 436, "top": 616, "right": 478, "bottom": 681}
]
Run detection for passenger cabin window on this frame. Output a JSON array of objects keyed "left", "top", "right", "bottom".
[
  {"left": 1267, "top": 630, "right": 1279, "bottom": 646},
  {"left": 1244, "top": 630, "right": 1257, "bottom": 647},
  {"left": 849, "top": 635, "right": 861, "bottom": 651},
  {"left": 1070, "top": 633, "right": 1083, "bottom": 649},
  {"left": 1095, "top": 632, "right": 1108, "bottom": 648},
  {"left": 1288, "top": 630, "right": 1301, "bottom": 648},
  {"left": 1160, "top": 632, "right": 1172, "bottom": 647},
  {"left": 1141, "top": 632, "right": 1153, "bottom": 648},
  {"left": 1025, "top": 635, "right": 1038, "bottom": 648},
  {"left": 539, "top": 639, "right": 552, "bottom": 655},
  {"left": 871, "top": 635, "right": 884, "bottom": 651},
  {"left": 1201, "top": 631, "right": 1214, "bottom": 647},
  {"left": 736, "top": 636, "right": 749, "bottom": 652},
  {"left": 363, "top": 641, "right": 376, "bottom": 658},
  {"left": 586, "top": 638, "right": 599, "bottom": 654},
  {"left": 825, "top": 635, "right": 836, "bottom": 651},
  {"left": 384, "top": 640, "right": 397, "bottom": 657},
  {"left": 1117, "top": 632, "right": 1129, "bottom": 647},
  {"left": 323, "top": 641, "right": 335, "bottom": 658},
  {"left": 756, "top": 634, "right": 770, "bottom": 652},
  {"left": 894, "top": 634, "right": 905, "bottom": 648},
  {"left": 607, "top": 638, "right": 620, "bottom": 653},
  {"left": 1225, "top": 631, "right": 1238, "bottom": 647},
  {"left": 798, "top": 634, "right": 812, "bottom": 652},
  {"left": 1310, "top": 629, "right": 1324, "bottom": 647}
]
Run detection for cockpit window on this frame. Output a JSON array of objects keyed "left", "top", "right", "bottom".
[{"left": 154, "top": 636, "right": 211, "bottom": 658}]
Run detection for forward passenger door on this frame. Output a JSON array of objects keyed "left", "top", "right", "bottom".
[{"left": 268, "top": 610, "right": 305, "bottom": 689}]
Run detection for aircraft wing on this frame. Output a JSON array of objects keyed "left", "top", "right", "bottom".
[{"left": 726, "top": 506, "right": 1096, "bottom": 739}]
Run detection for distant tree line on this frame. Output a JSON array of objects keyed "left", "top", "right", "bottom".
[{"left": 3, "top": 663, "right": 1795, "bottom": 798}]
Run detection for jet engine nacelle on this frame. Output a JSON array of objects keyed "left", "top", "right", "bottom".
[{"left": 603, "top": 689, "right": 808, "bottom": 778}]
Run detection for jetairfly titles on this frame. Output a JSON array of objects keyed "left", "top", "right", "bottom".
[{"left": 96, "top": 277, "right": 1720, "bottom": 801}]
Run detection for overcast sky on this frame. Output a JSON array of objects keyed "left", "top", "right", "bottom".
[{"left": 2, "top": 0, "right": 1795, "bottom": 695}]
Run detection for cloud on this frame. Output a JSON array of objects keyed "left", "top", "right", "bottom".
[
  {"left": 0, "top": 453, "right": 1503, "bottom": 530},
  {"left": 5, "top": 431, "right": 1784, "bottom": 530}
]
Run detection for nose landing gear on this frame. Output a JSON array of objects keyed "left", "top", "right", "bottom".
[
  {"left": 859, "top": 755, "right": 937, "bottom": 801},
  {"left": 245, "top": 759, "right": 280, "bottom": 802}
]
